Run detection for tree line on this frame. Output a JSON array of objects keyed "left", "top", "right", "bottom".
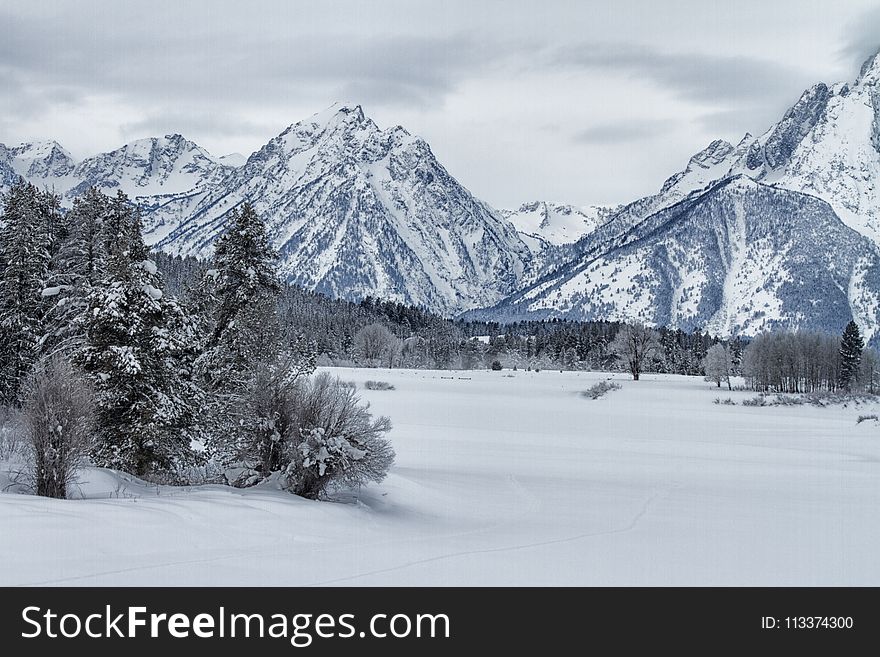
[{"left": 156, "top": 251, "right": 736, "bottom": 375}]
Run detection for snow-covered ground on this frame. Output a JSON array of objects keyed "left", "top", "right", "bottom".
[{"left": 2, "top": 368, "right": 879, "bottom": 586}]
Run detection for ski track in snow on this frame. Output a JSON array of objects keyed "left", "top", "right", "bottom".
[{"left": 306, "top": 484, "right": 676, "bottom": 587}]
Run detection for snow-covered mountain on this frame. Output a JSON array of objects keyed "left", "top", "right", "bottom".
[
  {"left": 470, "top": 48, "right": 880, "bottom": 336},
  {"left": 608, "top": 49, "right": 880, "bottom": 244},
  {"left": 0, "top": 140, "right": 76, "bottom": 183},
  {"left": 67, "top": 135, "right": 235, "bottom": 239},
  {"left": 501, "top": 201, "right": 613, "bottom": 250},
  {"left": 732, "top": 53, "right": 880, "bottom": 243},
  {"left": 0, "top": 108, "right": 532, "bottom": 315},
  {"left": 0, "top": 134, "right": 235, "bottom": 241},
  {"left": 471, "top": 176, "right": 880, "bottom": 340},
  {"left": 6, "top": 48, "right": 880, "bottom": 329},
  {"left": 156, "top": 104, "right": 532, "bottom": 315}
]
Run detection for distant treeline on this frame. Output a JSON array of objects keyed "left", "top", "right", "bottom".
[{"left": 156, "top": 251, "right": 740, "bottom": 375}]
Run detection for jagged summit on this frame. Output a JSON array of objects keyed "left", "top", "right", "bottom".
[{"left": 502, "top": 201, "right": 613, "bottom": 249}]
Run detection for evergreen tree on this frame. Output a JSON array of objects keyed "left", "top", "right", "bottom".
[
  {"left": 839, "top": 319, "right": 864, "bottom": 392},
  {"left": 77, "top": 192, "right": 202, "bottom": 477},
  {"left": 42, "top": 187, "right": 111, "bottom": 353},
  {"left": 199, "top": 202, "right": 282, "bottom": 379},
  {"left": 0, "top": 180, "right": 56, "bottom": 402}
]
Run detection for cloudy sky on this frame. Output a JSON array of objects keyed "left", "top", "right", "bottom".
[{"left": 2, "top": 0, "right": 879, "bottom": 208}]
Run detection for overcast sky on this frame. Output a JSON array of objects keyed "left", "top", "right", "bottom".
[{"left": 2, "top": 0, "right": 880, "bottom": 208}]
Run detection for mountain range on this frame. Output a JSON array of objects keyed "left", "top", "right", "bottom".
[{"left": 4, "top": 49, "right": 880, "bottom": 339}]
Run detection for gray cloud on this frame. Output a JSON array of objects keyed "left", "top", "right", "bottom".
[
  {"left": 554, "top": 43, "right": 810, "bottom": 106},
  {"left": 841, "top": 7, "right": 880, "bottom": 73},
  {"left": 119, "top": 112, "right": 277, "bottom": 142},
  {"left": 1, "top": 1, "right": 877, "bottom": 208},
  {"left": 0, "top": 7, "right": 508, "bottom": 116},
  {"left": 574, "top": 120, "right": 678, "bottom": 145}
]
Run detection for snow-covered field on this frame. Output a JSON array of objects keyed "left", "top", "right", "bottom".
[{"left": 2, "top": 368, "right": 879, "bottom": 586}]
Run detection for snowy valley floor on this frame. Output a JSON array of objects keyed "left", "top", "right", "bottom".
[{"left": 2, "top": 368, "right": 879, "bottom": 586}]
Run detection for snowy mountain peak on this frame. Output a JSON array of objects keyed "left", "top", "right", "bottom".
[
  {"left": 153, "top": 106, "right": 531, "bottom": 315},
  {"left": 55, "top": 134, "right": 235, "bottom": 242},
  {"left": 0, "top": 139, "right": 77, "bottom": 180},
  {"left": 695, "top": 139, "right": 735, "bottom": 163},
  {"left": 746, "top": 83, "right": 831, "bottom": 173},
  {"left": 302, "top": 102, "right": 369, "bottom": 133},
  {"left": 659, "top": 138, "right": 739, "bottom": 196},
  {"left": 736, "top": 132, "right": 754, "bottom": 148}
]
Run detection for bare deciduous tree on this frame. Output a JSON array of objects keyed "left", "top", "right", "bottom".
[
  {"left": 22, "top": 356, "right": 95, "bottom": 499},
  {"left": 703, "top": 343, "right": 732, "bottom": 390},
  {"left": 743, "top": 330, "right": 843, "bottom": 393},
  {"left": 609, "top": 322, "right": 662, "bottom": 381},
  {"left": 354, "top": 322, "right": 400, "bottom": 367}
]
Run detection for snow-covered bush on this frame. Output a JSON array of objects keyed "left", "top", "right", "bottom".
[
  {"left": 364, "top": 380, "right": 395, "bottom": 391},
  {"left": 220, "top": 370, "right": 394, "bottom": 499},
  {"left": 283, "top": 373, "right": 394, "bottom": 499},
  {"left": 856, "top": 414, "right": 878, "bottom": 424},
  {"left": 21, "top": 357, "right": 95, "bottom": 499}
]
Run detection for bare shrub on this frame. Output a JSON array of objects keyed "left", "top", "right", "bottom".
[
  {"left": 364, "top": 380, "right": 395, "bottom": 391},
  {"left": 581, "top": 381, "right": 621, "bottom": 399},
  {"left": 857, "top": 414, "right": 878, "bottom": 424},
  {"left": 773, "top": 394, "right": 805, "bottom": 406},
  {"left": 713, "top": 398, "right": 736, "bottom": 405},
  {"left": 21, "top": 357, "right": 95, "bottom": 499},
  {"left": 742, "top": 395, "right": 767, "bottom": 407}
]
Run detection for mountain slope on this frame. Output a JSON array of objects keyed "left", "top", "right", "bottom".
[
  {"left": 470, "top": 177, "right": 880, "bottom": 340},
  {"left": 156, "top": 104, "right": 531, "bottom": 315}
]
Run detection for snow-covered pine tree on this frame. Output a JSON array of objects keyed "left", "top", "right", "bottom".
[
  {"left": 77, "top": 192, "right": 202, "bottom": 478},
  {"left": 199, "top": 202, "right": 283, "bottom": 378},
  {"left": 839, "top": 320, "right": 864, "bottom": 392},
  {"left": 41, "top": 187, "right": 111, "bottom": 354},
  {"left": 0, "top": 180, "right": 56, "bottom": 403}
]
